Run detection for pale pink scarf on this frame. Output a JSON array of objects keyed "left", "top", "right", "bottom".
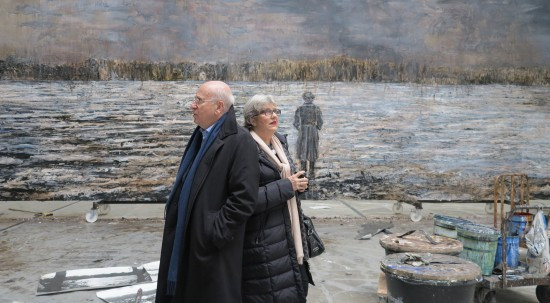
[{"left": 250, "top": 131, "right": 304, "bottom": 264}]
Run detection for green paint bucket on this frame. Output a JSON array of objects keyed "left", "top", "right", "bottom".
[{"left": 457, "top": 223, "right": 500, "bottom": 276}]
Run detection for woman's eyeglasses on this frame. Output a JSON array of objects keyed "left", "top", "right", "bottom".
[{"left": 258, "top": 109, "right": 281, "bottom": 117}]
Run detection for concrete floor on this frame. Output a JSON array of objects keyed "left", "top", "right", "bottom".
[{"left": 1, "top": 199, "right": 549, "bottom": 303}]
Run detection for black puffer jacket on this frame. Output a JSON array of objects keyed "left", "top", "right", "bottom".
[{"left": 242, "top": 133, "right": 309, "bottom": 303}]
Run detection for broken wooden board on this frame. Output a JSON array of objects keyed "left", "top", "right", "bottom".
[
  {"left": 96, "top": 282, "right": 156, "bottom": 303},
  {"left": 96, "top": 261, "right": 160, "bottom": 303},
  {"left": 37, "top": 266, "right": 152, "bottom": 295},
  {"left": 377, "top": 271, "right": 387, "bottom": 298},
  {"left": 141, "top": 261, "right": 159, "bottom": 282}
]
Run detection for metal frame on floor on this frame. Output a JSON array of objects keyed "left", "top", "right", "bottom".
[{"left": 476, "top": 204, "right": 550, "bottom": 303}]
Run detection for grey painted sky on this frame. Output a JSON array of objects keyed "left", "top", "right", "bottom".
[{"left": 0, "top": 0, "right": 548, "bottom": 66}]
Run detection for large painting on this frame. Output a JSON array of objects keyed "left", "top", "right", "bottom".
[{"left": 0, "top": 1, "right": 549, "bottom": 202}]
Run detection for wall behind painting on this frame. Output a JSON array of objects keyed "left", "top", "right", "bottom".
[{"left": 1, "top": 0, "right": 549, "bottom": 67}]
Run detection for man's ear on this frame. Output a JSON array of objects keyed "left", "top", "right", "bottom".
[{"left": 216, "top": 100, "right": 225, "bottom": 114}]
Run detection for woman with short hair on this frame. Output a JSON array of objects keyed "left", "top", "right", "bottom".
[{"left": 241, "top": 94, "right": 313, "bottom": 303}]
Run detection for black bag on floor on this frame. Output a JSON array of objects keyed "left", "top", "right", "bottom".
[{"left": 304, "top": 215, "right": 325, "bottom": 258}]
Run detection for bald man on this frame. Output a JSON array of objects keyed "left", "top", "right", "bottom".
[{"left": 156, "top": 81, "right": 260, "bottom": 303}]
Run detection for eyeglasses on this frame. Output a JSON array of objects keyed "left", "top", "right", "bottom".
[
  {"left": 258, "top": 108, "right": 281, "bottom": 117},
  {"left": 191, "top": 96, "right": 215, "bottom": 106}
]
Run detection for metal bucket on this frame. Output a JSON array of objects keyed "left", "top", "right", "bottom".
[
  {"left": 434, "top": 214, "right": 473, "bottom": 239},
  {"left": 509, "top": 212, "right": 533, "bottom": 248},
  {"left": 494, "top": 236, "right": 520, "bottom": 268},
  {"left": 457, "top": 223, "right": 500, "bottom": 275},
  {"left": 381, "top": 253, "right": 481, "bottom": 303}
]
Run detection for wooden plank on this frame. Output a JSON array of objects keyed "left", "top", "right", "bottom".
[
  {"left": 95, "top": 261, "right": 159, "bottom": 302},
  {"left": 96, "top": 282, "right": 156, "bottom": 303},
  {"left": 141, "top": 261, "right": 159, "bottom": 282},
  {"left": 37, "top": 266, "right": 152, "bottom": 295},
  {"left": 479, "top": 273, "right": 550, "bottom": 289},
  {"left": 377, "top": 271, "right": 387, "bottom": 297}
]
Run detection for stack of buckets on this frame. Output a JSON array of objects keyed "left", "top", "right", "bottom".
[
  {"left": 494, "top": 212, "right": 534, "bottom": 269},
  {"left": 434, "top": 213, "right": 538, "bottom": 275}
]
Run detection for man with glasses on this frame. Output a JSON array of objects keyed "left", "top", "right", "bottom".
[
  {"left": 156, "top": 81, "right": 259, "bottom": 303},
  {"left": 293, "top": 91, "right": 323, "bottom": 180}
]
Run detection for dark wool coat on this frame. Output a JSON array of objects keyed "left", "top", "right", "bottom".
[
  {"left": 242, "top": 132, "right": 309, "bottom": 303},
  {"left": 156, "top": 106, "right": 260, "bottom": 303}
]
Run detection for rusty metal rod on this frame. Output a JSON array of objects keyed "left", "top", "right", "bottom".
[
  {"left": 511, "top": 175, "right": 515, "bottom": 209},
  {"left": 494, "top": 176, "right": 499, "bottom": 228},
  {"left": 502, "top": 176, "right": 506, "bottom": 229}
]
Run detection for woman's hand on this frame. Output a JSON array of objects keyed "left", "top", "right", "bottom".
[{"left": 289, "top": 171, "right": 308, "bottom": 192}]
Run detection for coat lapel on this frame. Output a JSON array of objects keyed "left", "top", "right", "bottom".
[
  {"left": 188, "top": 138, "right": 224, "bottom": 205},
  {"left": 184, "top": 106, "right": 238, "bottom": 217}
]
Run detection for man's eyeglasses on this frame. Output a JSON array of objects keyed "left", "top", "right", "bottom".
[
  {"left": 258, "top": 109, "right": 281, "bottom": 117},
  {"left": 191, "top": 96, "right": 214, "bottom": 106}
]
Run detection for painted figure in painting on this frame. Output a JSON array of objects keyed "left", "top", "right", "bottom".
[
  {"left": 156, "top": 81, "right": 259, "bottom": 303},
  {"left": 293, "top": 91, "right": 323, "bottom": 179}
]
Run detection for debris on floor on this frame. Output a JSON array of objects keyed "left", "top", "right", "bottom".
[{"left": 356, "top": 222, "right": 394, "bottom": 240}]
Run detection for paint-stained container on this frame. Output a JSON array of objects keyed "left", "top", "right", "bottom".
[
  {"left": 434, "top": 214, "right": 473, "bottom": 239},
  {"left": 381, "top": 253, "right": 481, "bottom": 303},
  {"left": 379, "top": 231, "right": 463, "bottom": 256},
  {"left": 494, "top": 236, "right": 519, "bottom": 268},
  {"left": 509, "top": 212, "right": 533, "bottom": 248},
  {"left": 457, "top": 224, "right": 500, "bottom": 275}
]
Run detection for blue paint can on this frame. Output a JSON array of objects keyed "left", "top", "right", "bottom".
[
  {"left": 494, "top": 236, "right": 519, "bottom": 268},
  {"left": 509, "top": 212, "right": 533, "bottom": 238}
]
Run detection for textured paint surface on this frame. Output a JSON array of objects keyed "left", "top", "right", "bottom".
[
  {"left": 0, "top": 81, "right": 548, "bottom": 201},
  {"left": 0, "top": 0, "right": 548, "bottom": 67}
]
